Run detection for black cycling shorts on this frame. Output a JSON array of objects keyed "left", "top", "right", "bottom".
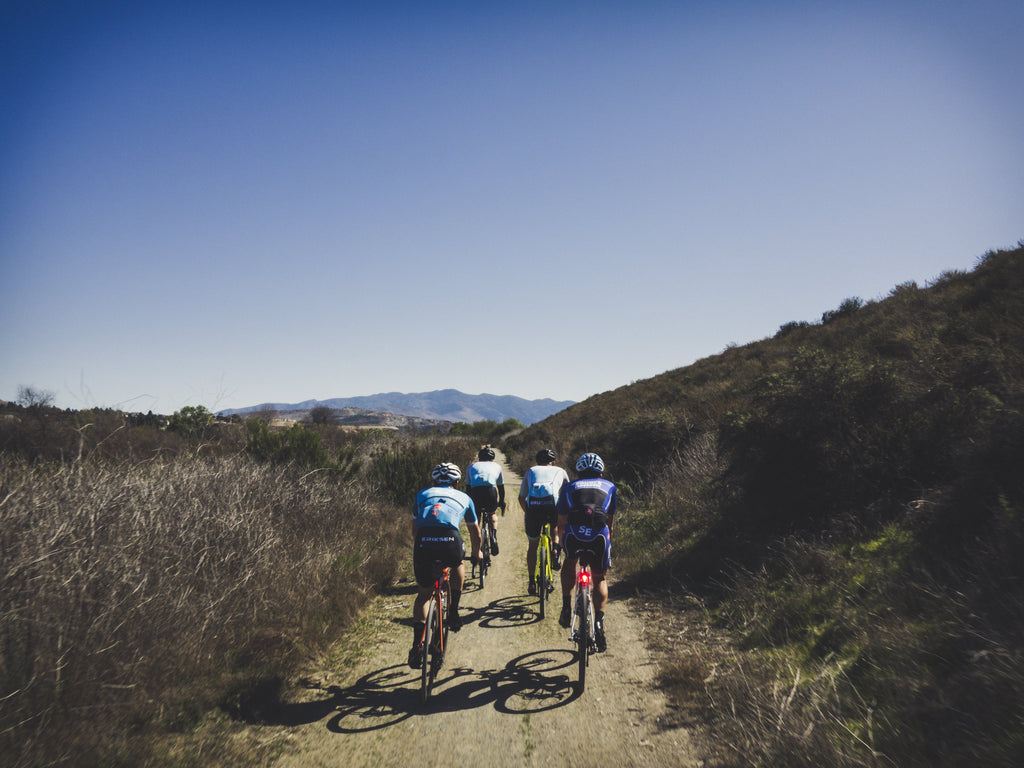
[
  {"left": 564, "top": 531, "right": 611, "bottom": 573},
  {"left": 524, "top": 500, "right": 558, "bottom": 539},
  {"left": 467, "top": 485, "right": 500, "bottom": 517},
  {"left": 413, "top": 528, "right": 464, "bottom": 588}
]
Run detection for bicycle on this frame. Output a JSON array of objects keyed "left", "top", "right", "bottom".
[
  {"left": 534, "top": 522, "right": 557, "bottom": 618},
  {"left": 473, "top": 514, "right": 493, "bottom": 590},
  {"left": 419, "top": 560, "right": 452, "bottom": 704},
  {"left": 568, "top": 550, "right": 597, "bottom": 691}
]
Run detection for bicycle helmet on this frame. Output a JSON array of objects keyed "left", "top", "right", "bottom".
[
  {"left": 430, "top": 462, "right": 462, "bottom": 485},
  {"left": 478, "top": 446, "right": 496, "bottom": 461},
  {"left": 535, "top": 448, "right": 557, "bottom": 464},
  {"left": 575, "top": 452, "right": 605, "bottom": 474}
]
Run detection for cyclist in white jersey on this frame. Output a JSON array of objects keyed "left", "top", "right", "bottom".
[{"left": 517, "top": 448, "right": 569, "bottom": 595}]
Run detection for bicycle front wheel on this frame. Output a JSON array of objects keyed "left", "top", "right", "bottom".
[
  {"left": 537, "top": 543, "right": 549, "bottom": 618},
  {"left": 421, "top": 600, "right": 439, "bottom": 704}
]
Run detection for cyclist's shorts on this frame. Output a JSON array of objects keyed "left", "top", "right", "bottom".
[
  {"left": 524, "top": 500, "right": 558, "bottom": 539},
  {"left": 564, "top": 530, "right": 611, "bottom": 573},
  {"left": 413, "top": 528, "right": 464, "bottom": 588},
  {"left": 467, "top": 485, "right": 500, "bottom": 516}
]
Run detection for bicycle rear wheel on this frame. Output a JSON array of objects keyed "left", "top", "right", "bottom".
[
  {"left": 537, "top": 542, "right": 549, "bottom": 618},
  {"left": 576, "top": 589, "right": 590, "bottom": 690},
  {"left": 421, "top": 600, "right": 439, "bottom": 704},
  {"left": 479, "top": 520, "right": 490, "bottom": 590}
]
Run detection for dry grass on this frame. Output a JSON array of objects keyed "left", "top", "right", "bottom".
[{"left": 1, "top": 453, "right": 406, "bottom": 767}]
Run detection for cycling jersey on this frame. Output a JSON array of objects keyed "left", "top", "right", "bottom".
[
  {"left": 519, "top": 464, "right": 569, "bottom": 507},
  {"left": 466, "top": 460, "right": 503, "bottom": 488},
  {"left": 557, "top": 477, "right": 617, "bottom": 540},
  {"left": 414, "top": 486, "right": 477, "bottom": 530}
]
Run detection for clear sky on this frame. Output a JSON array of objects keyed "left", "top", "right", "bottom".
[{"left": 2, "top": 1, "right": 1021, "bottom": 414}]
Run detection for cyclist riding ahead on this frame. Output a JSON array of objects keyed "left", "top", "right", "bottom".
[
  {"left": 465, "top": 446, "right": 504, "bottom": 555},
  {"left": 408, "top": 462, "right": 482, "bottom": 669},
  {"left": 518, "top": 448, "right": 569, "bottom": 596},
  {"left": 557, "top": 452, "right": 617, "bottom": 652}
]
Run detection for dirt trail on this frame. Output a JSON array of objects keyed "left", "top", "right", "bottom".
[{"left": 267, "top": 450, "right": 700, "bottom": 767}]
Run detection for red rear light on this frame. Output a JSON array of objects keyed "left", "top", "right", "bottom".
[{"left": 578, "top": 571, "right": 591, "bottom": 587}]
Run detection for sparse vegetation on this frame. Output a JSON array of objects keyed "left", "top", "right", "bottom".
[{"left": 448, "top": 417, "right": 525, "bottom": 440}]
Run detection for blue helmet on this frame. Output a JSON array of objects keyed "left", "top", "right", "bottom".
[{"left": 575, "top": 452, "right": 605, "bottom": 474}]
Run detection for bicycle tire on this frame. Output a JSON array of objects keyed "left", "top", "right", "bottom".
[
  {"left": 577, "top": 587, "right": 590, "bottom": 690},
  {"left": 537, "top": 542, "right": 549, "bottom": 618},
  {"left": 479, "top": 519, "right": 490, "bottom": 590},
  {"left": 421, "top": 599, "right": 437, "bottom": 704},
  {"left": 441, "top": 580, "right": 451, "bottom": 650}
]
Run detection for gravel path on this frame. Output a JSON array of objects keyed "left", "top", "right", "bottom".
[{"left": 268, "top": 450, "right": 700, "bottom": 767}]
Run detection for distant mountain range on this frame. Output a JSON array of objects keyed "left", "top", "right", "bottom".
[{"left": 218, "top": 389, "right": 575, "bottom": 426}]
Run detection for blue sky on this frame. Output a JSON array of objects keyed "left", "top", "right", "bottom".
[{"left": 2, "top": 1, "right": 1021, "bottom": 414}]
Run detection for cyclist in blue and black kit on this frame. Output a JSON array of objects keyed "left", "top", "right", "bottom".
[
  {"left": 465, "top": 446, "right": 505, "bottom": 555},
  {"left": 557, "top": 452, "right": 617, "bottom": 652},
  {"left": 408, "top": 462, "right": 482, "bottom": 669}
]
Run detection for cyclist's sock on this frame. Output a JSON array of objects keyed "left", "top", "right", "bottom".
[
  {"left": 594, "top": 612, "right": 607, "bottom": 651},
  {"left": 413, "top": 622, "right": 424, "bottom": 645},
  {"left": 450, "top": 589, "right": 461, "bottom": 613}
]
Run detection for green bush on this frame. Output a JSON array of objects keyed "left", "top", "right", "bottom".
[{"left": 244, "top": 419, "right": 330, "bottom": 470}]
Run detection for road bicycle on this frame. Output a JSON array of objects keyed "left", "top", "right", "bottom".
[
  {"left": 568, "top": 550, "right": 598, "bottom": 691},
  {"left": 419, "top": 560, "right": 452, "bottom": 704},
  {"left": 534, "top": 522, "right": 557, "bottom": 618}
]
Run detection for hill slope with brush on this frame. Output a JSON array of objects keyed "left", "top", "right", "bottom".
[{"left": 505, "top": 243, "right": 1024, "bottom": 767}]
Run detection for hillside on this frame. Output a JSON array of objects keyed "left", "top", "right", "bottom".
[
  {"left": 219, "top": 389, "right": 574, "bottom": 426},
  {"left": 505, "top": 243, "right": 1024, "bottom": 767}
]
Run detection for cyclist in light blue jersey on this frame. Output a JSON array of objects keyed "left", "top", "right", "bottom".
[
  {"left": 409, "top": 462, "right": 482, "bottom": 669},
  {"left": 466, "top": 446, "right": 505, "bottom": 555},
  {"left": 518, "top": 448, "right": 569, "bottom": 595}
]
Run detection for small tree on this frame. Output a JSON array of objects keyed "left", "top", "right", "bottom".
[
  {"left": 308, "top": 406, "right": 338, "bottom": 425},
  {"left": 16, "top": 385, "right": 55, "bottom": 410},
  {"left": 167, "top": 405, "right": 214, "bottom": 438}
]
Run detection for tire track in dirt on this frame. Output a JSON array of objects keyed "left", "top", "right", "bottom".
[{"left": 267, "top": 450, "right": 700, "bottom": 767}]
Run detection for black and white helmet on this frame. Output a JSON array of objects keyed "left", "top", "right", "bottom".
[
  {"left": 430, "top": 462, "right": 462, "bottom": 485},
  {"left": 535, "top": 448, "right": 557, "bottom": 464},
  {"left": 575, "top": 452, "right": 605, "bottom": 474},
  {"left": 478, "top": 446, "right": 496, "bottom": 461}
]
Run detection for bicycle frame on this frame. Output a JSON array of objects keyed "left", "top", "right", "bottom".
[
  {"left": 420, "top": 563, "right": 451, "bottom": 704},
  {"left": 535, "top": 522, "right": 555, "bottom": 617}
]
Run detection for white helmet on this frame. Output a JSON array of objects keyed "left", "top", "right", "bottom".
[{"left": 430, "top": 462, "right": 462, "bottom": 485}]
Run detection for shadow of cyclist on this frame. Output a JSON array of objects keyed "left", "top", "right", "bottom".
[
  {"left": 322, "top": 649, "right": 581, "bottom": 733},
  {"left": 388, "top": 594, "right": 540, "bottom": 631}
]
